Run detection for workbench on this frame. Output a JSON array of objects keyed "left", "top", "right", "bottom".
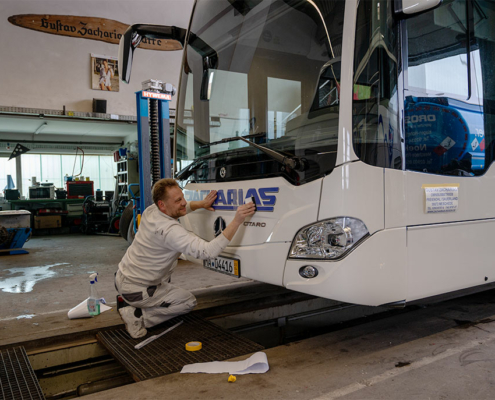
[
  {"left": 8, "top": 199, "right": 84, "bottom": 215},
  {"left": 8, "top": 199, "right": 85, "bottom": 232}
]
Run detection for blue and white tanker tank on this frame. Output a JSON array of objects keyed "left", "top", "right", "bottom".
[{"left": 405, "top": 96, "right": 485, "bottom": 174}]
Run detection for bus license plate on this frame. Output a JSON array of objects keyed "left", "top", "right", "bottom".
[{"left": 204, "top": 256, "right": 241, "bottom": 278}]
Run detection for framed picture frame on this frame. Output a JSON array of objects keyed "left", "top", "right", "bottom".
[{"left": 91, "top": 53, "right": 119, "bottom": 92}]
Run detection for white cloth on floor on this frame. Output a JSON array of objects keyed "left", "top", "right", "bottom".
[{"left": 181, "top": 352, "right": 269, "bottom": 375}]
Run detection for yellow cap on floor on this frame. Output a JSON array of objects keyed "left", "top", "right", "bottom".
[{"left": 185, "top": 341, "right": 202, "bottom": 351}]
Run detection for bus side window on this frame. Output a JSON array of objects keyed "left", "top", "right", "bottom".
[
  {"left": 473, "top": 1, "right": 495, "bottom": 172},
  {"left": 404, "top": 0, "right": 493, "bottom": 177},
  {"left": 311, "top": 62, "right": 341, "bottom": 111},
  {"left": 352, "top": 0, "right": 401, "bottom": 170}
]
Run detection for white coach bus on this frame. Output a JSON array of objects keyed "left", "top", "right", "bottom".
[{"left": 120, "top": 0, "right": 495, "bottom": 307}]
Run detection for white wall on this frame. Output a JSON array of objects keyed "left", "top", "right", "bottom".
[{"left": 0, "top": 0, "right": 194, "bottom": 115}]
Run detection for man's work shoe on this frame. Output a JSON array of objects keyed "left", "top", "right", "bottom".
[{"left": 119, "top": 306, "right": 147, "bottom": 339}]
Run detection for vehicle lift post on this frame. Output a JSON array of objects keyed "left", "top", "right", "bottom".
[{"left": 132, "top": 79, "right": 176, "bottom": 231}]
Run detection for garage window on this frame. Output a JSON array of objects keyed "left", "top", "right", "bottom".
[
  {"left": 0, "top": 156, "right": 17, "bottom": 192},
  {"left": 21, "top": 154, "right": 116, "bottom": 196}
]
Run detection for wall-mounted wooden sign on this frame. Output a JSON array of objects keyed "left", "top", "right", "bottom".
[{"left": 8, "top": 14, "right": 183, "bottom": 51}]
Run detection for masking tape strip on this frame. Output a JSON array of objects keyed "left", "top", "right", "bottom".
[{"left": 185, "top": 341, "right": 202, "bottom": 351}]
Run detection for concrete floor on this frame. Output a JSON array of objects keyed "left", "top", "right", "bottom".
[
  {"left": 0, "top": 234, "right": 252, "bottom": 321},
  {"left": 85, "top": 289, "right": 495, "bottom": 400},
  {"left": 3, "top": 235, "right": 495, "bottom": 399},
  {"left": 0, "top": 234, "right": 268, "bottom": 349}
]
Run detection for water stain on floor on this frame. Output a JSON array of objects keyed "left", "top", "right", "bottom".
[{"left": 0, "top": 263, "right": 69, "bottom": 293}]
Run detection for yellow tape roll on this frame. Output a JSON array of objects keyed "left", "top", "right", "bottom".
[{"left": 185, "top": 341, "right": 202, "bottom": 351}]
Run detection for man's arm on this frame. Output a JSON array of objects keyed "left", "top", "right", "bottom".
[
  {"left": 164, "top": 202, "right": 256, "bottom": 259},
  {"left": 221, "top": 202, "right": 255, "bottom": 240},
  {"left": 188, "top": 190, "right": 217, "bottom": 212}
]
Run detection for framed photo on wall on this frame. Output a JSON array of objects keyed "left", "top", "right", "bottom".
[{"left": 91, "top": 54, "right": 119, "bottom": 92}]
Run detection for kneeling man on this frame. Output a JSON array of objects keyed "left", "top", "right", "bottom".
[{"left": 116, "top": 178, "right": 255, "bottom": 338}]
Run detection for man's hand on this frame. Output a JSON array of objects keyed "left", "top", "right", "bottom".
[
  {"left": 221, "top": 202, "right": 256, "bottom": 240},
  {"left": 201, "top": 190, "right": 217, "bottom": 211},
  {"left": 233, "top": 202, "right": 256, "bottom": 224},
  {"left": 189, "top": 190, "right": 218, "bottom": 212}
]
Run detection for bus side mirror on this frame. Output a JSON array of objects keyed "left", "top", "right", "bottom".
[
  {"left": 119, "top": 24, "right": 187, "bottom": 84},
  {"left": 394, "top": 0, "right": 442, "bottom": 18},
  {"left": 187, "top": 33, "right": 219, "bottom": 101}
]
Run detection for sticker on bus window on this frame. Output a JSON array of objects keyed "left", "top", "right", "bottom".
[{"left": 422, "top": 184, "right": 459, "bottom": 214}]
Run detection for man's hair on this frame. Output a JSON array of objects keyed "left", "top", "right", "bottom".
[{"left": 152, "top": 178, "right": 180, "bottom": 206}]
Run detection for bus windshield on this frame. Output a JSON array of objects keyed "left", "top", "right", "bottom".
[{"left": 175, "top": 0, "right": 345, "bottom": 185}]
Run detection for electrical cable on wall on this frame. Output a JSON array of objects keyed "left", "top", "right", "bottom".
[{"left": 72, "top": 146, "right": 85, "bottom": 177}]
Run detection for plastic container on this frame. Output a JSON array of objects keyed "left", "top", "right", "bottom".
[{"left": 87, "top": 273, "right": 100, "bottom": 316}]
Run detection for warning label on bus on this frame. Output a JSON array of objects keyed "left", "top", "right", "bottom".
[{"left": 424, "top": 186, "right": 459, "bottom": 214}]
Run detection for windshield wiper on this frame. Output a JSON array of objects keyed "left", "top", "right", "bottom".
[
  {"left": 201, "top": 133, "right": 306, "bottom": 172},
  {"left": 238, "top": 137, "right": 306, "bottom": 171},
  {"left": 199, "top": 133, "right": 265, "bottom": 148},
  {"left": 176, "top": 134, "right": 306, "bottom": 181}
]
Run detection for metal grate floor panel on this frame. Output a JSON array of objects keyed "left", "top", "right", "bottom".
[
  {"left": 0, "top": 347, "right": 45, "bottom": 400},
  {"left": 97, "top": 313, "right": 264, "bottom": 382}
]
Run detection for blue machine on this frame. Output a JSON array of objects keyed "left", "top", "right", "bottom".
[
  {"left": 128, "top": 79, "right": 175, "bottom": 237},
  {"left": 0, "top": 210, "right": 32, "bottom": 255}
]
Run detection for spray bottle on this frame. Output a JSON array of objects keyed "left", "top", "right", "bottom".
[{"left": 87, "top": 273, "right": 100, "bottom": 316}]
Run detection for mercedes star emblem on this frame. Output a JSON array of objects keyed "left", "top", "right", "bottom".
[
  {"left": 220, "top": 167, "right": 227, "bottom": 178},
  {"left": 214, "top": 216, "right": 227, "bottom": 237}
]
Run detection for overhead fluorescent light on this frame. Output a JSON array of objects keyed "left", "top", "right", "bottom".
[{"left": 34, "top": 122, "right": 48, "bottom": 135}]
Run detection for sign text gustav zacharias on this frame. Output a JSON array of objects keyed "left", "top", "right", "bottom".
[{"left": 8, "top": 14, "right": 183, "bottom": 51}]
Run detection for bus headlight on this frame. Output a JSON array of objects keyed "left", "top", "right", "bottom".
[{"left": 289, "top": 217, "right": 369, "bottom": 260}]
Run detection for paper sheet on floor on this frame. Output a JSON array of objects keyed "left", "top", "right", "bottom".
[
  {"left": 180, "top": 352, "right": 269, "bottom": 374},
  {"left": 67, "top": 298, "right": 112, "bottom": 319}
]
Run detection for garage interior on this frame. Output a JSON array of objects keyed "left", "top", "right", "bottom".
[{"left": 2, "top": 0, "right": 495, "bottom": 399}]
